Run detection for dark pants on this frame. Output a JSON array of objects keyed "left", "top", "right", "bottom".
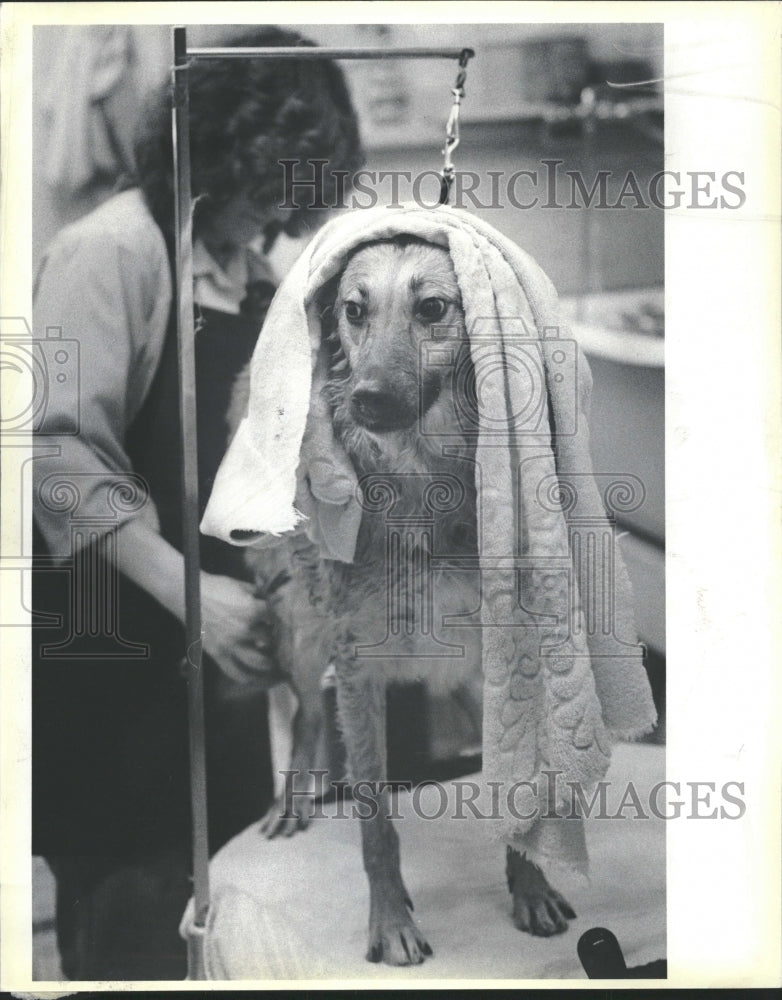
[
  {"left": 41, "top": 683, "right": 273, "bottom": 981},
  {"left": 47, "top": 851, "right": 191, "bottom": 980},
  {"left": 33, "top": 564, "right": 274, "bottom": 981}
]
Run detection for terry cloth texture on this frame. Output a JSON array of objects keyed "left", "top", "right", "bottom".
[{"left": 201, "top": 205, "right": 658, "bottom": 858}]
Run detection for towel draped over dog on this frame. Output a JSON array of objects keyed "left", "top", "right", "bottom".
[{"left": 201, "top": 206, "right": 657, "bottom": 867}]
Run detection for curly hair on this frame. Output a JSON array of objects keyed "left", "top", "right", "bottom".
[{"left": 134, "top": 26, "right": 364, "bottom": 241}]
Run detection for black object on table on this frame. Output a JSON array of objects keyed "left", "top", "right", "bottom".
[{"left": 578, "top": 927, "right": 667, "bottom": 979}]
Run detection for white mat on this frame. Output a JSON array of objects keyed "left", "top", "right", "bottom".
[{"left": 193, "top": 742, "right": 665, "bottom": 982}]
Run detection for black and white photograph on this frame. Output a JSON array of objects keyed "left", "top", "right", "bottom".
[{"left": 0, "top": 1, "right": 779, "bottom": 990}]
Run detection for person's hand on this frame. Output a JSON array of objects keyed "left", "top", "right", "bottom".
[
  {"left": 200, "top": 572, "right": 276, "bottom": 684},
  {"left": 110, "top": 517, "right": 277, "bottom": 683}
]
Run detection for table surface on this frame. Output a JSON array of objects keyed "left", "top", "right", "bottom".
[{"left": 194, "top": 741, "right": 666, "bottom": 983}]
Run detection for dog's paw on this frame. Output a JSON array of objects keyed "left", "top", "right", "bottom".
[
  {"left": 367, "top": 891, "right": 432, "bottom": 965},
  {"left": 366, "top": 916, "right": 432, "bottom": 966},
  {"left": 258, "top": 794, "right": 315, "bottom": 839},
  {"left": 506, "top": 847, "right": 576, "bottom": 937}
]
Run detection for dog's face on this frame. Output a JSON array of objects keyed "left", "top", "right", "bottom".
[{"left": 321, "top": 238, "right": 469, "bottom": 468}]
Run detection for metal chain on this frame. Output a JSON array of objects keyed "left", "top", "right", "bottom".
[{"left": 439, "top": 49, "right": 472, "bottom": 205}]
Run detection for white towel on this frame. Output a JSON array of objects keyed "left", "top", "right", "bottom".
[{"left": 201, "top": 205, "right": 657, "bottom": 857}]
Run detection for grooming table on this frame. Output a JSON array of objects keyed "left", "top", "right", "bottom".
[{"left": 188, "top": 742, "right": 665, "bottom": 981}]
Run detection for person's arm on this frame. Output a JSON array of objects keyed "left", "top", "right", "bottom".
[
  {"left": 114, "top": 517, "right": 274, "bottom": 683},
  {"left": 33, "top": 201, "right": 272, "bottom": 683},
  {"left": 32, "top": 200, "right": 170, "bottom": 559}
]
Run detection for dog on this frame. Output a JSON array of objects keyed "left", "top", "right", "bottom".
[{"left": 241, "top": 237, "right": 576, "bottom": 965}]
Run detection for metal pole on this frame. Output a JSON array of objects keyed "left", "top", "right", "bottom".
[
  {"left": 171, "top": 23, "right": 209, "bottom": 981},
  {"left": 186, "top": 45, "right": 474, "bottom": 61}
]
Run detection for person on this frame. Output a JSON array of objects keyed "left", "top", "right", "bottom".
[{"left": 31, "top": 26, "right": 362, "bottom": 980}]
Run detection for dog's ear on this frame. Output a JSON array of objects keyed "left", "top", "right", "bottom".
[
  {"left": 316, "top": 272, "right": 350, "bottom": 378},
  {"left": 316, "top": 272, "right": 342, "bottom": 342}
]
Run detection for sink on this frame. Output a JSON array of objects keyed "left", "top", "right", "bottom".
[{"left": 561, "top": 288, "right": 664, "bottom": 367}]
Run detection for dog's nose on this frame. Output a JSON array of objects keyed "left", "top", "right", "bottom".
[{"left": 351, "top": 381, "right": 412, "bottom": 431}]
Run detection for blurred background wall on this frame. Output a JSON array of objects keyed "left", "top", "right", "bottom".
[{"left": 33, "top": 21, "right": 664, "bottom": 292}]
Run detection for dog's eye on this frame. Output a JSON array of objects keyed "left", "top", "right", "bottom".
[
  {"left": 417, "top": 298, "right": 448, "bottom": 322},
  {"left": 344, "top": 301, "right": 365, "bottom": 324}
]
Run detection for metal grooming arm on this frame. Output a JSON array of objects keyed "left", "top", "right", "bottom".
[{"left": 169, "top": 25, "right": 473, "bottom": 979}]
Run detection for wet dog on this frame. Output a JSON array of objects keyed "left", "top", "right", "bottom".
[{"left": 244, "top": 238, "right": 576, "bottom": 965}]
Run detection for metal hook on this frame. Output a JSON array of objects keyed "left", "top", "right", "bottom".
[{"left": 439, "top": 49, "right": 473, "bottom": 205}]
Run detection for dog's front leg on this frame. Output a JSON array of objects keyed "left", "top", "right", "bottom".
[
  {"left": 259, "top": 681, "right": 324, "bottom": 839},
  {"left": 335, "top": 661, "right": 432, "bottom": 965}
]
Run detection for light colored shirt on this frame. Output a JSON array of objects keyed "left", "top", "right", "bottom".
[{"left": 32, "top": 188, "right": 273, "bottom": 559}]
